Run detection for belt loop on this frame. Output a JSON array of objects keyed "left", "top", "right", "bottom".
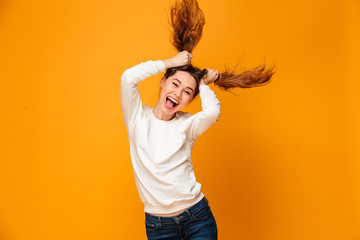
[
  {"left": 158, "top": 216, "right": 162, "bottom": 227},
  {"left": 186, "top": 209, "right": 194, "bottom": 220}
]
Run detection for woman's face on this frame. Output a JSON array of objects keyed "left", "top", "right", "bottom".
[{"left": 159, "top": 70, "right": 197, "bottom": 116}]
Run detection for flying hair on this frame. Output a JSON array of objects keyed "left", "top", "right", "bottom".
[
  {"left": 170, "top": 0, "right": 205, "bottom": 53},
  {"left": 168, "top": 0, "right": 276, "bottom": 91}
]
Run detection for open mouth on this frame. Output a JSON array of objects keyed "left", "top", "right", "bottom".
[{"left": 165, "top": 96, "right": 179, "bottom": 109}]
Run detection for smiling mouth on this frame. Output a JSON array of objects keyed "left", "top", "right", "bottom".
[{"left": 165, "top": 97, "right": 179, "bottom": 109}]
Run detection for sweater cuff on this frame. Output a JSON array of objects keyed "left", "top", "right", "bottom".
[
  {"left": 199, "top": 84, "right": 211, "bottom": 91},
  {"left": 154, "top": 60, "right": 166, "bottom": 73}
]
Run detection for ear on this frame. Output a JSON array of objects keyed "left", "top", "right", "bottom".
[{"left": 160, "top": 77, "right": 166, "bottom": 88}]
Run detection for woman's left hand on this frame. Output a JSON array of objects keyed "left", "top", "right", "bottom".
[{"left": 200, "top": 69, "right": 219, "bottom": 85}]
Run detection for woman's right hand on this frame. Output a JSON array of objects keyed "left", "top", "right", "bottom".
[{"left": 162, "top": 51, "right": 193, "bottom": 68}]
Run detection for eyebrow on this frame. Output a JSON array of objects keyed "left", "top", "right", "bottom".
[{"left": 174, "top": 78, "right": 194, "bottom": 92}]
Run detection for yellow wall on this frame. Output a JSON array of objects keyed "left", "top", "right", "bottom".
[{"left": 1, "top": 0, "right": 359, "bottom": 239}]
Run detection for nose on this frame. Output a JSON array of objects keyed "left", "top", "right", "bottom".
[{"left": 174, "top": 88, "right": 181, "bottom": 98}]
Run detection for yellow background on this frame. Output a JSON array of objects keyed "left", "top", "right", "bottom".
[{"left": 1, "top": 0, "right": 359, "bottom": 239}]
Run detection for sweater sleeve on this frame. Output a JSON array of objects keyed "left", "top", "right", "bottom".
[
  {"left": 120, "top": 60, "right": 166, "bottom": 127},
  {"left": 189, "top": 84, "right": 221, "bottom": 140}
]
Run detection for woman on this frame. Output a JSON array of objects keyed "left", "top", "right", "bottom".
[
  {"left": 121, "top": 51, "right": 220, "bottom": 239},
  {"left": 121, "top": 1, "right": 275, "bottom": 239}
]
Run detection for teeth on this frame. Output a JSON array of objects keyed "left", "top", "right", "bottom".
[{"left": 168, "top": 97, "right": 179, "bottom": 104}]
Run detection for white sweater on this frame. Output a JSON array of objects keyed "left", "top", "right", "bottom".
[{"left": 120, "top": 60, "right": 221, "bottom": 214}]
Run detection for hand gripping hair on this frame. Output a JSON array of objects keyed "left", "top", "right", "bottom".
[{"left": 168, "top": 0, "right": 276, "bottom": 93}]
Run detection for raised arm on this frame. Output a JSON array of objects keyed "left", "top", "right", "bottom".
[
  {"left": 190, "top": 69, "right": 221, "bottom": 140},
  {"left": 121, "top": 60, "right": 165, "bottom": 127}
]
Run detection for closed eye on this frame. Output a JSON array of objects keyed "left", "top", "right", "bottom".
[
  {"left": 184, "top": 91, "right": 190, "bottom": 95},
  {"left": 172, "top": 82, "right": 178, "bottom": 87}
]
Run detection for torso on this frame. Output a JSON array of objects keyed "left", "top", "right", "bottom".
[{"left": 131, "top": 106, "right": 202, "bottom": 214}]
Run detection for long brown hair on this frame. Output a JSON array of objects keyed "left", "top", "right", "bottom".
[{"left": 168, "top": 0, "right": 275, "bottom": 92}]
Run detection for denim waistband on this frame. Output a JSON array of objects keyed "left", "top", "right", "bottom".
[{"left": 145, "top": 197, "right": 209, "bottom": 224}]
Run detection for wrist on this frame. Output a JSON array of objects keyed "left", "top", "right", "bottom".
[
  {"left": 162, "top": 58, "right": 174, "bottom": 69},
  {"left": 162, "top": 59, "right": 169, "bottom": 69}
]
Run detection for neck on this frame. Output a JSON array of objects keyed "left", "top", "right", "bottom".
[{"left": 153, "top": 102, "right": 175, "bottom": 121}]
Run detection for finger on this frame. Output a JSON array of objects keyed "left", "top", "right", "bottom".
[{"left": 187, "top": 53, "right": 192, "bottom": 61}]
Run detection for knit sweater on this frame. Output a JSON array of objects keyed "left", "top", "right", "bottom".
[{"left": 120, "top": 60, "right": 221, "bottom": 214}]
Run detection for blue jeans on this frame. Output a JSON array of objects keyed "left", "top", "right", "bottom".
[{"left": 145, "top": 197, "right": 218, "bottom": 240}]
